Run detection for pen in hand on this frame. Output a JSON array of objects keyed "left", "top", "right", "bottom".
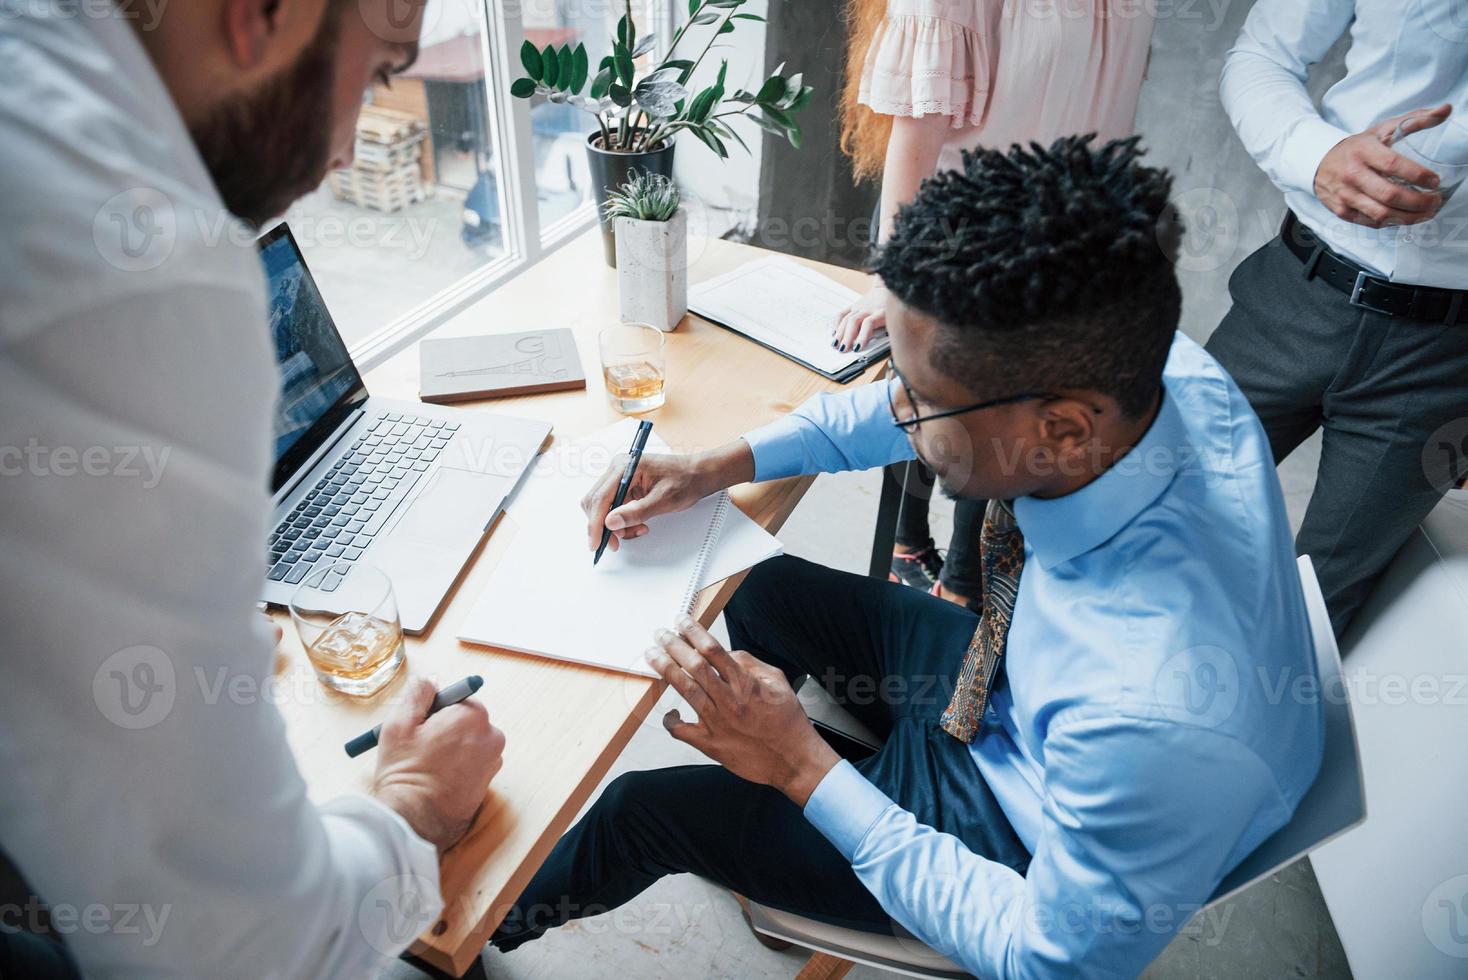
[
  {"left": 594, "top": 419, "right": 654, "bottom": 566},
  {"left": 344, "top": 675, "right": 484, "bottom": 757}
]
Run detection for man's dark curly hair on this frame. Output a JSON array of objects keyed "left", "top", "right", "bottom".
[{"left": 877, "top": 135, "right": 1180, "bottom": 419}]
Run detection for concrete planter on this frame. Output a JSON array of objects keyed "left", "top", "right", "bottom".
[
  {"left": 615, "top": 208, "right": 688, "bottom": 332},
  {"left": 586, "top": 132, "right": 676, "bottom": 268}
]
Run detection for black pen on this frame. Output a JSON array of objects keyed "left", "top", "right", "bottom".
[
  {"left": 344, "top": 675, "right": 484, "bottom": 758},
  {"left": 594, "top": 419, "right": 653, "bottom": 566}
]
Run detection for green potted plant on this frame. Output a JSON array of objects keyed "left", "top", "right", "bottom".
[
  {"left": 511, "top": 0, "right": 812, "bottom": 267},
  {"left": 605, "top": 173, "right": 687, "bottom": 331}
]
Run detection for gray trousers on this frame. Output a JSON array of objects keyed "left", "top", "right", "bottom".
[{"left": 1206, "top": 235, "right": 1468, "bottom": 636}]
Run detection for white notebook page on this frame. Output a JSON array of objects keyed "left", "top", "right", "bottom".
[
  {"left": 689, "top": 257, "right": 888, "bottom": 375},
  {"left": 458, "top": 420, "right": 783, "bottom": 677}
]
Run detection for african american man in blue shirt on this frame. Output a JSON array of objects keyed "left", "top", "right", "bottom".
[{"left": 491, "top": 137, "right": 1325, "bottom": 978}]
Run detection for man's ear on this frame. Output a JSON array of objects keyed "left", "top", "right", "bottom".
[
  {"left": 222, "top": 0, "right": 284, "bottom": 70},
  {"left": 1038, "top": 398, "right": 1098, "bottom": 458}
]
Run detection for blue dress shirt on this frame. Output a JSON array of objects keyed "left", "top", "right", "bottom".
[{"left": 741, "top": 335, "right": 1324, "bottom": 978}]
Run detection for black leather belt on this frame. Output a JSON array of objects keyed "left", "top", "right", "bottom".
[{"left": 1280, "top": 211, "right": 1465, "bottom": 325}]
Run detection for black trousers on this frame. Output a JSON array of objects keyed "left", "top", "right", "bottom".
[
  {"left": 891, "top": 461, "right": 987, "bottom": 597},
  {"left": 0, "top": 931, "right": 79, "bottom": 980},
  {"left": 0, "top": 849, "right": 80, "bottom": 980},
  {"left": 490, "top": 555, "right": 1030, "bottom": 951},
  {"left": 1207, "top": 235, "right": 1468, "bottom": 635}
]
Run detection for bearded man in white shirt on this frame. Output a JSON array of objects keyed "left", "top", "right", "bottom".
[
  {"left": 1210, "top": 0, "right": 1468, "bottom": 635},
  {"left": 0, "top": 2, "right": 504, "bottom": 977}
]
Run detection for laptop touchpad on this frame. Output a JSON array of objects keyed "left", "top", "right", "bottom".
[{"left": 392, "top": 466, "right": 509, "bottom": 549}]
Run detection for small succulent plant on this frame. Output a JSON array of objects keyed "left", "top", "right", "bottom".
[{"left": 603, "top": 172, "right": 682, "bottom": 222}]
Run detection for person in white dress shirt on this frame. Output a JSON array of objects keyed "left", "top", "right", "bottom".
[
  {"left": 0, "top": 2, "right": 504, "bottom": 977},
  {"left": 1209, "top": 0, "right": 1468, "bottom": 634}
]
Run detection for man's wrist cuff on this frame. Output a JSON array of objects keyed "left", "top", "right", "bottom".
[
  {"left": 741, "top": 420, "right": 808, "bottom": 482},
  {"left": 1283, "top": 116, "right": 1353, "bottom": 196},
  {"left": 802, "top": 759, "right": 895, "bottom": 861}
]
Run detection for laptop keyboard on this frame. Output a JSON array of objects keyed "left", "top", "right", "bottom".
[{"left": 267, "top": 412, "right": 459, "bottom": 586}]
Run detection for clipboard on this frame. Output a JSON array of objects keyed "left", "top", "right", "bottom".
[{"left": 689, "top": 257, "right": 890, "bottom": 383}]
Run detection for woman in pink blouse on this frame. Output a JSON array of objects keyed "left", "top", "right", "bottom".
[{"left": 837, "top": 0, "right": 1155, "bottom": 602}]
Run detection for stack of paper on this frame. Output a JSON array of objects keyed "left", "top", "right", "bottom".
[{"left": 458, "top": 419, "right": 783, "bottom": 677}]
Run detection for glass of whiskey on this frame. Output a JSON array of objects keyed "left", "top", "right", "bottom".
[
  {"left": 288, "top": 562, "right": 406, "bottom": 697},
  {"left": 599, "top": 321, "right": 666, "bottom": 414}
]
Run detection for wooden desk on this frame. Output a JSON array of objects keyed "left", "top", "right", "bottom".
[{"left": 270, "top": 229, "right": 877, "bottom": 976}]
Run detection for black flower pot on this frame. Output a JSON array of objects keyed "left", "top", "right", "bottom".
[{"left": 585, "top": 132, "right": 676, "bottom": 268}]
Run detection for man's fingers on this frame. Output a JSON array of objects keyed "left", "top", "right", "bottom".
[
  {"left": 645, "top": 645, "right": 715, "bottom": 715},
  {"left": 673, "top": 616, "right": 743, "bottom": 683},
  {"left": 606, "top": 488, "right": 665, "bottom": 531},
  {"left": 1344, "top": 189, "right": 1433, "bottom": 229},
  {"left": 582, "top": 464, "right": 625, "bottom": 549},
  {"left": 751, "top": 663, "right": 800, "bottom": 709},
  {"left": 662, "top": 709, "right": 710, "bottom": 752},
  {"left": 402, "top": 676, "right": 436, "bottom": 715},
  {"left": 603, "top": 523, "right": 650, "bottom": 553},
  {"left": 655, "top": 628, "right": 732, "bottom": 710},
  {"left": 1340, "top": 190, "right": 1394, "bottom": 228},
  {"left": 1371, "top": 104, "right": 1451, "bottom": 144},
  {"left": 485, "top": 723, "right": 507, "bottom": 775},
  {"left": 1356, "top": 168, "right": 1442, "bottom": 213},
  {"left": 1363, "top": 140, "right": 1441, "bottom": 191},
  {"left": 726, "top": 649, "right": 789, "bottom": 704},
  {"left": 418, "top": 688, "right": 491, "bottom": 747},
  {"left": 1397, "top": 104, "right": 1453, "bottom": 138},
  {"left": 382, "top": 676, "right": 436, "bottom": 740},
  {"left": 580, "top": 460, "right": 624, "bottom": 517}
]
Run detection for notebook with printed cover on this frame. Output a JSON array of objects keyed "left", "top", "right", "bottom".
[{"left": 419, "top": 329, "right": 586, "bottom": 403}]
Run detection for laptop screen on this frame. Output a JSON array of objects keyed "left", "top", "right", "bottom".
[{"left": 258, "top": 224, "right": 366, "bottom": 492}]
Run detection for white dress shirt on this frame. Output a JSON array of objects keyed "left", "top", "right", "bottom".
[
  {"left": 1221, "top": 0, "right": 1468, "bottom": 288},
  {"left": 0, "top": 6, "right": 442, "bottom": 977}
]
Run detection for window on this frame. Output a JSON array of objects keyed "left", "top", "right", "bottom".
[
  {"left": 285, "top": 1, "right": 509, "bottom": 350},
  {"left": 282, "top": 1, "right": 680, "bottom": 361},
  {"left": 524, "top": 1, "right": 660, "bottom": 232}
]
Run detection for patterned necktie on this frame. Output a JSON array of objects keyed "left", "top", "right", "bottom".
[{"left": 940, "top": 499, "right": 1025, "bottom": 743}]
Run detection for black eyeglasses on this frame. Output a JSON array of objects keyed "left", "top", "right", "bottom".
[{"left": 885, "top": 362, "right": 1062, "bottom": 431}]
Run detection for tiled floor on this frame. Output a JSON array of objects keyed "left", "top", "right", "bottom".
[{"left": 388, "top": 1, "right": 1357, "bottom": 975}]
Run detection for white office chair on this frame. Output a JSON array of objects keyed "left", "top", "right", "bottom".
[
  {"left": 747, "top": 556, "right": 1365, "bottom": 980},
  {"left": 1310, "top": 491, "right": 1468, "bottom": 978}
]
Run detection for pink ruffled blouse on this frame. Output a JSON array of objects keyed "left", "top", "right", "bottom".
[{"left": 858, "top": 0, "right": 1155, "bottom": 173}]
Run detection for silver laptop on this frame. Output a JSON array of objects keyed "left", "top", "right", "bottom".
[{"left": 258, "top": 223, "right": 550, "bottom": 632}]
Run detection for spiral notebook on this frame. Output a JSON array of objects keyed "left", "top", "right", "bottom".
[{"left": 458, "top": 419, "right": 783, "bottom": 678}]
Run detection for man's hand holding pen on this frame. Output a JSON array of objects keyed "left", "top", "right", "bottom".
[{"left": 581, "top": 439, "right": 757, "bottom": 554}]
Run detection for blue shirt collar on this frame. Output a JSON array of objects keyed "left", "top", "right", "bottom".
[{"left": 1012, "top": 387, "right": 1187, "bottom": 570}]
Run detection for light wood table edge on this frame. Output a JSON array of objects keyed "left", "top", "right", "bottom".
[{"left": 410, "top": 474, "right": 818, "bottom": 975}]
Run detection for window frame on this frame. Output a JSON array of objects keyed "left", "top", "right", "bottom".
[{"left": 347, "top": 0, "right": 681, "bottom": 372}]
